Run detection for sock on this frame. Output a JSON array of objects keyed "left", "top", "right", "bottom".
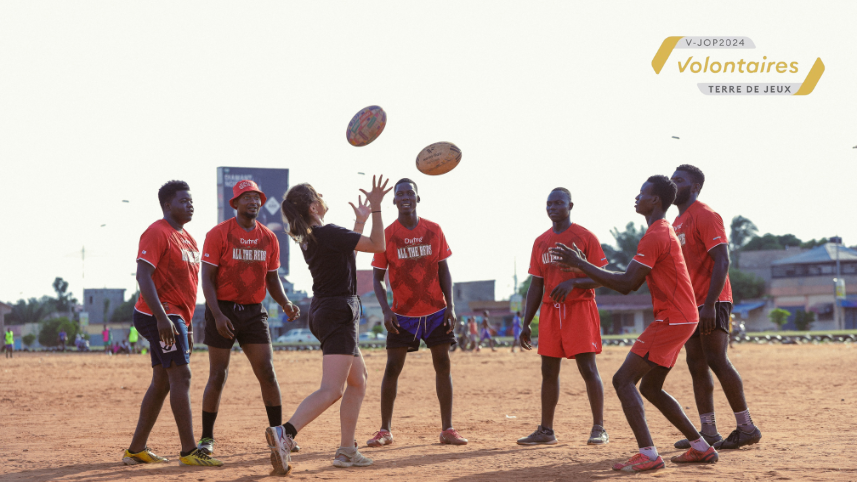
[
  {"left": 180, "top": 449, "right": 194, "bottom": 457},
  {"left": 265, "top": 405, "right": 282, "bottom": 427},
  {"left": 283, "top": 421, "right": 298, "bottom": 439},
  {"left": 734, "top": 409, "right": 755, "bottom": 431},
  {"left": 689, "top": 437, "right": 710, "bottom": 452},
  {"left": 700, "top": 412, "right": 717, "bottom": 436},
  {"left": 539, "top": 425, "right": 554, "bottom": 435},
  {"left": 201, "top": 411, "right": 218, "bottom": 440},
  {"left": 639, "top": 446, "right": 659, "bottom": 461}
]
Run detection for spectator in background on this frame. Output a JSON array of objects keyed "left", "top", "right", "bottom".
[
  {"left": 478, "top": 312, "right": 497, "bottom": 352},
  {"left": 102, "top": 326, "right": 111, "bottom": 353},
  {"left": 5, "top": 328, "right": 13, "bottom": 358},
  {"left": 468, "top": 317, "right": 479, "bottom": 351},
  {"left": 59, "top": 330, "right": 67, "bottom": 352},
  {"left": 511, "top": 311, "right": 523, "bottom": 353},
  {"left": 129, "top": 325, "right": 140, "bottom": 354}
]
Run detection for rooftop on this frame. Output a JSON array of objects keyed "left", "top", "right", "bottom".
[{"left": 771, "top": 243, "right": 857, "bottom": 266}]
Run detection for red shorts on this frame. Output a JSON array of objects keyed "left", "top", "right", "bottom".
[
  {"left": 537, "top": 300, "right": 602, "bottom": 359},
  {"left": 630, "top": 320, "right": 697, "bottom": 368}
]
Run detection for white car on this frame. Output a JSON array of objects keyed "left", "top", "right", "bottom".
[
  {"left": 358, "top": 332, "right": 375, "bottom": 341},
  {"left": 276, "top": 329, "right": 318, "bottom": 344}
]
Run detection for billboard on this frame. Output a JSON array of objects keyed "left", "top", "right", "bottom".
[{"left": 217, "top": 167, "right": 290, "bottom": 276}]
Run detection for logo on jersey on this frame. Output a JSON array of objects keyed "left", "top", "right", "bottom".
[
  {"left": 397, "top": 244, "right": 432, "bottom": 260},
  {"left": 240, "top": 238, "right": 259, "bottom": 245},
  {"left": 181, "top": 249, "right": 200, "bottom": 263},
  {"left": 403, "top": 237, "right": 424, "bottom": 245},
  {"left": 677, "top": 233, "right": 687, "bottom": 246},
  {"left": 232, "top": 248, "right": 268, "bottom": 262}
]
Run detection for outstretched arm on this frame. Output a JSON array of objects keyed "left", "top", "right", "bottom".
[{"left": 549, "top": 243, "right": 649, "bottom": 295}]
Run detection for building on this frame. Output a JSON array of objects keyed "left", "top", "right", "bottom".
[
  {"left": 595, "top": 294, "right": 654, "bottom": 335},
  {"left": 82, "top": 288, "right": 126, "bottom": 325},
  {"left": 769, "top": 243, "right": 857, "bottom": 330},
  {"left": 453, "top": 280, "right": 495, "bottom": 313},
  {"left": 736, "top": 247, "right": 808, "bottom": 291}
]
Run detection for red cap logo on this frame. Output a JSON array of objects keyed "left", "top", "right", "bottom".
[{"left": 230, "top": 180, "right": 267, "bottom": 209}]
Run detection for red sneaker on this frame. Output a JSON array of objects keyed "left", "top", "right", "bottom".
[
  {"left": 366, "top": 430, "right": 393, "bottom": 447},
  {"left": 612, "top": 453, "right": 665, "bottom": 472},
  {"left": 670, "top": 446, "right": 719, "bottom": 464},
  {"left": 439, "top": 429, "right": 468, "bottom": 445}
]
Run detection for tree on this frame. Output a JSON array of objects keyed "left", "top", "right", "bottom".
[
  {"left": 794, "top": 310, "right": 815, "bottom": 331},
  {"left": 52, "top": 277, "right": 78, "bottom": 313},
  {"left": 729, "top": 268, "right": 766, "bottom": 302},
  {"left": 598, "top": 310, "right": 613, "bottom": 334},
  {"left": 603, "top": 222, "right": 647, "bottom": 271},
  {"left": 518, "top": 275, "right": 533, "bottom": 298},
  {"left": 7, "top": 297, "right": 52, "bottom": 324},
  {"left": 743, "top": 233, "right": 803, "bottom": 251},
  {"left": 38, "top": 317, "right": 78, "bottom": 347},
  {"left": 22, "top": 333, "right": 36, "bottom": 347},
  {"left": 371, "top": 323, "right": 384, "bottom": 335},
  {"left": 111, "top": 290, "right": 139, "bottom": 322},
  {"left": 799, "top": 238, "right": 829, "bottom": 249},
  {"left": 729, "top": 216, "right": 758, "bottom": 265},
  {"left": 768, "top": 308, "right": 790, "bottom": 331}
]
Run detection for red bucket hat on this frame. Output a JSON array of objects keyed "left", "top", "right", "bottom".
[{"left": 230, "top": 180, "right": 267, "bottom": 209}]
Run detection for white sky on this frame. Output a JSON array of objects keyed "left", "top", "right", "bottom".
[{"left": 2, "top": 1, "right": 856, "bottom": 305}]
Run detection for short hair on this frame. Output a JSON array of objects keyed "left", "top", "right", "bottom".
[
  {"left": 550, "top": 187, "right": 572, "bottom": 202},
  {"left": 158, "top": 180, "right": 190, "bottom": 208},
  {"left": 675, "top": 164, "right": 705, "bottom": 188},
  {"left": 647, "top": 175, "right": 677, "bottom": 209},
  {"left": 395, "top": 178, "right": 418, "bottom": 193}
]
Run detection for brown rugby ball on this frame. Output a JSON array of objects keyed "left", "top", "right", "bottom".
[{"left": 416, "top": 142, "right": 461, "bottom": 175}]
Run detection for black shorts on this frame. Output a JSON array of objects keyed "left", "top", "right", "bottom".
[
  {"left": 386, "top": 310, "right": 456, "bottom": 352},
  {"left": 309, "top": 296, "right": 360, "bottom": 356},
  {"left": 133, "top": 310, "right": 190, "bottom": 368},
  {"left": 204, "top": 301, "right": 271, "bottom": 349},
  {"left": 690, "top": 302, "right": 732, "bottom": 337}
]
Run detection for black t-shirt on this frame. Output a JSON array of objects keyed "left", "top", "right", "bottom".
[{"left": 301, "top": 224, "right": 362, "bottom": 298}]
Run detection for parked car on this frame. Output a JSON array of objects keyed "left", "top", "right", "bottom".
[
  {"left": 358, "top": 332, "right": 375, "bottom": 341},
  {"left": 276, "top": 329, "right": 318, "bottom": 344}
]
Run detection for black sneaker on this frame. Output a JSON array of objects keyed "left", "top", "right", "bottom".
[
  {"left": 674, "top": 432, "right": 722, "bottom": 449},
  {"left": 713, "top": 427, "right": 762, "bottom": 450},
  {"left": 517, "top": 425, "right": 557, "bottom": 445}
]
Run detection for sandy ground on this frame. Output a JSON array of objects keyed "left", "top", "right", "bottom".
[{"left": 1, "top": 344, "right": 856, "bottom": 481}]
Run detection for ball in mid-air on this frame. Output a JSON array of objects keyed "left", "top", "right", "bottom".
[
  {"left": 415, "top": 142, "right": 461, "bottom": 175},
  {"left": 346, "top": 105, "right": 387, "bottom": 147}
]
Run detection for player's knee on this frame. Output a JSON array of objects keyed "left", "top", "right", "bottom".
[
  {"left": 384, "top": 359, "right": 405, "bottom": 378},
  {"left": 210, "top": 367, "right": 229, "bottom": 386},
  {"left": 259, "top": 363, "right": 278, "bottom": 387},
  {"left": 432, "top": 356, "right": 451, "bottom": 376}
]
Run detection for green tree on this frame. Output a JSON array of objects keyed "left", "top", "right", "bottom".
[
  {"left": 7, "top": 297, "right": 52, "bottom": 324},
  {"left": 371, "top": 323, "right": 384, "bottom": 335},
  {"left": 794, "top": 310, "right": 815, "bottom": 331},
  {"left": 518, "top": 275, "right": 533, "bottom": 297},
  {"left": 598, "top": 310, "right": 613, "bottom": 334},
  {"left": 603, "top": 222, "right": 647, "bottom": 271},
  {"left": 111, "top": 290, "right": 139, "bottom": 322},
  {"left": 38, "top": 317, "right": 78, "bottom": 347},
  {"left": 799, "top": 238, "right": 829, "bottom": 249},
  {"left": 729, "top": 268, "right": 766, "bottom": 302},
  {"left": 729, "top": 216, "right": 758, "bottom": 265},
  {"left": 22, "top": 333, "right": 36, "bottom": 347},
  {"left": 52, "top": 277, "right": 78, "bottom": 313},
  {"left": 768, "top": 308, "right": 790, "bottom": 331},
  {"left": 743, "top": 233, "right": 803, "bottom": 251}
]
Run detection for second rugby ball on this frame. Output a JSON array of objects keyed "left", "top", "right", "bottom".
[{"left": 416, "top": 142, "right": 462, "bottom": 175}]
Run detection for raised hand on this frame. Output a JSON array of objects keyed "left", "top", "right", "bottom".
[
  {"left": 348, "top": 195, "right": 371, "bottom": 224},
  {"left": 359, "top": 175, "right": 392, "bottom": 209}
]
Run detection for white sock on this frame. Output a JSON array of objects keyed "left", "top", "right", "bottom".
[
  {"left": 700, "top": 412, "right": 717, "bottom": 436},
  {"left": 689, "top": 437, "right": 710, "bottom": 452},
  {"left": 734, "top": 409, "right": 755, "bottom": 431},
  {"left": 639, "top": 446, "right": 659, "bottom": 461}
]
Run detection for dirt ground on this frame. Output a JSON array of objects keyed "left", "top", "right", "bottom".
[{"left": 1, "top": 344, "right": 856, "bottom": 481}]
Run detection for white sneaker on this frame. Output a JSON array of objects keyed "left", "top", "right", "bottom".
[
  {"left": 265, "top": 425, "right": 294, "bottom": 475},
  {"left": 332, "top": 446, "right": 373, "bottom": 468}
]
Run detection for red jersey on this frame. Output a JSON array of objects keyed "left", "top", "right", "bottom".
[
  {"left": 672, "top": 201, "right": 733, "bottom": 306},
  {"left": 632, "top": 220, "right": 699, "bottom": 325},
  {"left": 134, "top": 219, "right": 200, "bottom": 326},
  {"left": 371, "top": 218, "right": 451, "bottom": 317},
  {"left": 528, "top": 224, "right": 608, "bottom": 304},
  {"left": 202, "top": 218, "right": 280, "bottom": 304}
]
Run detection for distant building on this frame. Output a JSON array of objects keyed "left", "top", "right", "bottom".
[
  {"left": 453, "top": 280, "right": 495, "bottom": 313},
  {"left": 737, "top": 247, "right": 808, "bottom": 291},
  {"left": 595, "top": 294, "right": 654, "bottom": 335},
  {"left": 82, "top": 288, "right": 126, "bottom": 325}
]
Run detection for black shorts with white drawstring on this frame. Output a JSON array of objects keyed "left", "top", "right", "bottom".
[{"left": 204, "top": 301, "right": 271, "bottom": 349}]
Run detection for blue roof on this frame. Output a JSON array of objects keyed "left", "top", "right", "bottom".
[
  {"left": 771, "top": 243, "right": 857, "bottom": 266},
  {"left": 733, "top": 301, "right": 766, "bottom": 314}
]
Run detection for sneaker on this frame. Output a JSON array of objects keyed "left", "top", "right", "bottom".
[
  {"left": 197, "top": 437, "right": 215, "bottom": 454},
  {"left": 332, "top": 447, "right": 373, "bottom": 468},
  {"left": 587, "top": 426, "right": 609, "bottom": 445},
  {"left": 517, "top": 425, "right": 557, "bottom": 445},
  {"left": 670, "top": 446, "right": 719, "bottom": 464},
  {"left": 265, "top": 425, "right": 294, "bottom": 475},
  {"left": 122, "top": 447, "right": 169, "bottom": 465},
  {"left": 674, "top": 431, "right": 722, "bottom": 449},
  {"left": 439, "top": 428, "right": 468, "bottom": 445},
  {"left": 612, "top": 453, "right": 665, "bottom": 472},
  {"left": 179, "top": 448, "right": 224, "bottom": 466},
  {"left": 713, "top": 427, "right": 762, "bottom": 450},
  {"left": 367, "top": 430, "right": 393, "bottom": 447}
]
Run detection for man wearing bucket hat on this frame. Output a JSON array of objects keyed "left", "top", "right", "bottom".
[{"left": 197, "top": 179, "right": 301, "bottom": 459}]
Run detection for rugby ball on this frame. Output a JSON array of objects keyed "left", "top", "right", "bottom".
[
  {"left": 346, "top": 105, "right": 387, "bottom": 147},
  {"left": 416, "top": 142, "right": 462, "bottom": 175}
]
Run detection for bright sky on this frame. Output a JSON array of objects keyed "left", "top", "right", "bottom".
[{"left": 2, "top": 1, "right": 855, "bottom": 305}]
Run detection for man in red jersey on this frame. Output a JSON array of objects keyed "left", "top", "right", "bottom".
[
  {"left": 550, "top": 176, "right": 719, "bottom": 472},
  {"left": 365, "top": 178, "right": 468, "bottom": 448},
  {"left": 670, "top": 165, "right": 761, "bottom": 450},
  {"left": 517, "top": 187, "right": 609, "bottom": 446},
  {"left": 124, "top": 180, "right": 222, "bottom": 467},
  {"left": 198, "top": 180, "right": 300, "bottom": 457}
]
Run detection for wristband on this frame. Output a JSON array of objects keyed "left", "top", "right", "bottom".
[{"left": 372, "top": 211, "right": 381, "bottom": 213}]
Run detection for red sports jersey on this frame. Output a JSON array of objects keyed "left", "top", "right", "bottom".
[
  {"left": 371, "top": 218, "right": 451, "bottom": 317},
  {"left": 672, "top": 200, "right": 733, "bottom": 306},
  {"left": 202, "top": 218, "right": 280, "bottom": 304},
  {"left": 134, "top": 219, "right": 200, "bottom": 326},
  {"left": 632, "top": 220, "right": 699, "bottom": 325},
  {"left": 528, "top": 224, "right": 608, "bottom": 304}
]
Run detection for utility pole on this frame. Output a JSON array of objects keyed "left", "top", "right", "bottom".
[{"left": 832, "top": 236, "right": 844, "bottom": 330}]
